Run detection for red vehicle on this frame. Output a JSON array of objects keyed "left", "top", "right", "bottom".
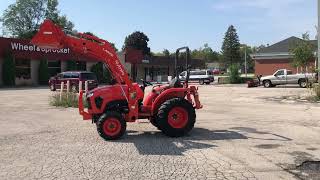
[
  {"left": 32, "top": 20, "right": 202, "bottom": 140},
  {"left": 49, "top": 71, "right": 98, "bottom": 92},
  {"left": 212, "top": 68, "right": 220, "bottom": 75}
]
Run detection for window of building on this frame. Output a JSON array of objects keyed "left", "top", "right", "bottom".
[
  {"left": 15, "top": 59, "right": 31, "bottom": 79},
  {"left": 48, "top": 60, "right": 61, "bottom": 77}
]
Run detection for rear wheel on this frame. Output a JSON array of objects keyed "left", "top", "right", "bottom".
[
  {"left": 205, "top": 82, "right": 211, "bottom": 85},
  {"left": 299, "top": 79, "right": 307, "bottom": 88},
  {"left": 96, "top": 111, "right": 126, "bottom": 140},
  {"left": 199, "top": 80, "right": 205, "bottom": 85},
  {"left": 157, "top": 98, "right": 196, "bottom": 137},
  {"left": 150, "top": 117, "right": 161, "bottom": 130}
]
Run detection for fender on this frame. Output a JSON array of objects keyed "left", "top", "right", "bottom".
[{"left": 151, "top": 88, "right": 187, "bottom": 115}]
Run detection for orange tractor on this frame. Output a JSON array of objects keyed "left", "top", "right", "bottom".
[{"left": 32, "top": 20, "right": 202, "bottom": 140}]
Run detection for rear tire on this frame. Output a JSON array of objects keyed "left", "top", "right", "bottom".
[
  {"left": 150, "top": 117, "right": 161, "bottom": 130},
  {"left": 96, "top": 111, "right": 126, "bottom": 140},
  {"left": 157, "top": 98, "right": 196, "bottom": 137},
  {"left": 199, "top": 80, "right": 205, "bottom": 85},
  {"left": 299, "top": 79, "right": 307, "bottom": 88},
  {"left": 205, "top": 82, "right": 211, "bottom": 85}
]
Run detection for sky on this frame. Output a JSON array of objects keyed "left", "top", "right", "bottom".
[{"left": 0, "top": 0, "right": 317, "bottom": 52}]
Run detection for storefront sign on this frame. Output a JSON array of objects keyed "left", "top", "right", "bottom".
[{"left": 11, "top": 42, "right": 70, "bottom": 54}]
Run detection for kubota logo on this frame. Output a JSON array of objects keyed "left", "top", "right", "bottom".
[{"left": 115, "top": 59, "right": 125, "bottom": 76}]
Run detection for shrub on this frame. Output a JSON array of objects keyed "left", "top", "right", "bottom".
[
  {"left": 228, "top": 64, "right": 241, "bottom": 84},
  {"left": 2, "top": 51, "right": 15, "bottom": 86},
  {"left": 38, "top": 59, "right": 49, "bottom": 85},
  {"left": 313, "top": 84, "right": 320, "bottom": 99},
  {"left": 50, "top": 92, "right": 87, "bottom": 108}
]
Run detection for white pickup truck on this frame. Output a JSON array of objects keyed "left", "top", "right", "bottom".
[{"left": 260, "top": 69, "right": 318, "bottom": 88}]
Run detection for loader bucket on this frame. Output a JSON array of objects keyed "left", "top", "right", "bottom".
[{"left": 31, "top": 19, "right": 65, "bottom": 49}]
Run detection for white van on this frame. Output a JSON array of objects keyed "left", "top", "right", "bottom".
[{"left": 179, "top": 70, "right": 214, "bottom": 85}]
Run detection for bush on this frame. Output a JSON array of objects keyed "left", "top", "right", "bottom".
[
  {"left": 2, "top": 51, "right": 15, "bottom": 86},
  {"left": 38, "top": 59, "right": 49, "bottom": 85},
  {"left": 50, "top": 92, "right": 87, "bottom": 108},
  {"left": 228, "top": 64, "right": 241, "bottom": 84},
  {"left": 313, "top": 84, "right": 320, "bottom": 99}
]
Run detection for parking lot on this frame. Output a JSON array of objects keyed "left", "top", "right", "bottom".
[{"left": 0, "top": 85, "right": 319, "bottom": 180}]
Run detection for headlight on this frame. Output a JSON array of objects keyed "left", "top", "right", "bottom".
[{"left": 86, "top": 92, "right": 94, "bottom": 98}]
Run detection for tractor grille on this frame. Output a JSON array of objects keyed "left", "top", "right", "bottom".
[{"left": 95, "top": 96, "right": 103, "bottom": 109}]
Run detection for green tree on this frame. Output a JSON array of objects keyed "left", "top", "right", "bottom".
[
  {"left": 240, "top": 45, "right": 255, "bottom": 73},
  {"left": 2, "top": 51, "right": 15, "bottom": 86},
  {"left": 163, "top": 49, "right": 170, "bottom": 57},
  {"left": 123, "top": 31, "right": 150, "bottom": 55},
  {"left": 1, "top": 0, "right": 74, "bottom": 39},
  {"left": 38, "top": 59, "right": 49, "bottom": 85},
  {"left": 221, "top": 25, "right": 241, "bottom": 66},
  {"left": 191, "top": 44, "right": 220, "bottom": 63},
  {"left": 290, "top": 33, "right": 314, "bottom": 73},
  {"left": 90, "top": 62, "right": 111, "bottom": 83}
]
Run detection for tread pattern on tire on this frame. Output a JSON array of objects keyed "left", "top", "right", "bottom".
[
  {"left": 157, "top": 98, "right": 196, "bottom": 137},
  {"left": 96, "top": 111, "right": 126, "bottom": 140}
]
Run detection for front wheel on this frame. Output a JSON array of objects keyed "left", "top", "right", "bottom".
[
  {"left": 157, "top": 98, "right": 196, "bottom": 137},
  {"left": 50, "top": 84, "right": 56, "bottom": 91},
  {"left": 96, "top": 111, "right": 126, "bottom": 140},
  {"left": 199, "top": 80, "right": 205, "bottom": 85},
  {"left": 263, "top": 80, "right": 272, "bottom": 88},
  {"left": 71, "top": 84, "right": 78, "bottom": 93}
]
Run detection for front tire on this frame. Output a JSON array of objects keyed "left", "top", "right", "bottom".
[
  {"left": 199, "top": 80, "right": 205, "bottom": 85},
  {"left": 50, "top": 84, "right": 56, "bottom": 91},
  {"left": 157, "top": 98, "right": 196, "bottom": 137},
  {"left": 71, "top": 84, "right": 78, "bottom": 93},
  {"left": 263, "top": 80, "right": 272, "bottom": 88},
  {"left": 96, "top": 111, "right": 126, "bottom": 140}
]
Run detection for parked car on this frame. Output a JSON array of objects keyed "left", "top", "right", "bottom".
[
  {"left": 49, "top": 71, "right": 98, "bottom": 92},
  {"left": 179, "top": 69, "right": 214, "bottom": 85},
  {"left": 260, "top": 69, "right": 318, "bottom": 88}
]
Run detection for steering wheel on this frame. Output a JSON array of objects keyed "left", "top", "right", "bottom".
[{"left": 141, "top": 79, "right": 153, "bottom": 87}]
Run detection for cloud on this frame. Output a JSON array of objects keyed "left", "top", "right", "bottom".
[{"left": 212, "top": 0, "right": 317, "bottom": 39}]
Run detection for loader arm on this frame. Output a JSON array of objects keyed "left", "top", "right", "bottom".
[{"left": 31, "top": 19, "right": 139, "bottom": 120}]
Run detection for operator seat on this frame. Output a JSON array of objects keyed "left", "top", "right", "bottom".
[{"left": 169, "top": 77, "right": 183, "bottom": 88}]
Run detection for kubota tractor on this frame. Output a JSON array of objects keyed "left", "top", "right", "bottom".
[{"left": 32, "top": 20, "right": 202, "bottom": 140}]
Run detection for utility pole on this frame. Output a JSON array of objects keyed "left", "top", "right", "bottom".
[
  {"left": 318, "top": 0, "right": 320, "bottom": 81},
  {"left": 244, "top": 45, "right": 247, "bottom": 77}
]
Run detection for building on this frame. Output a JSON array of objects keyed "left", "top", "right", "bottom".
[
  {"left": 252, "top": 36, "right": 317, "bottom": 76},
  {"left": 133, "top": 55, "right": 205, "bottom": 82},
  {"left": 0, "top": 37, "right": 205, "bottom": 86}
]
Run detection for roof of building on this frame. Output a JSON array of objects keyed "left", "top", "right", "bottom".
[{"left": 258, "top": 36, "right": 317, "bottom": 54}]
